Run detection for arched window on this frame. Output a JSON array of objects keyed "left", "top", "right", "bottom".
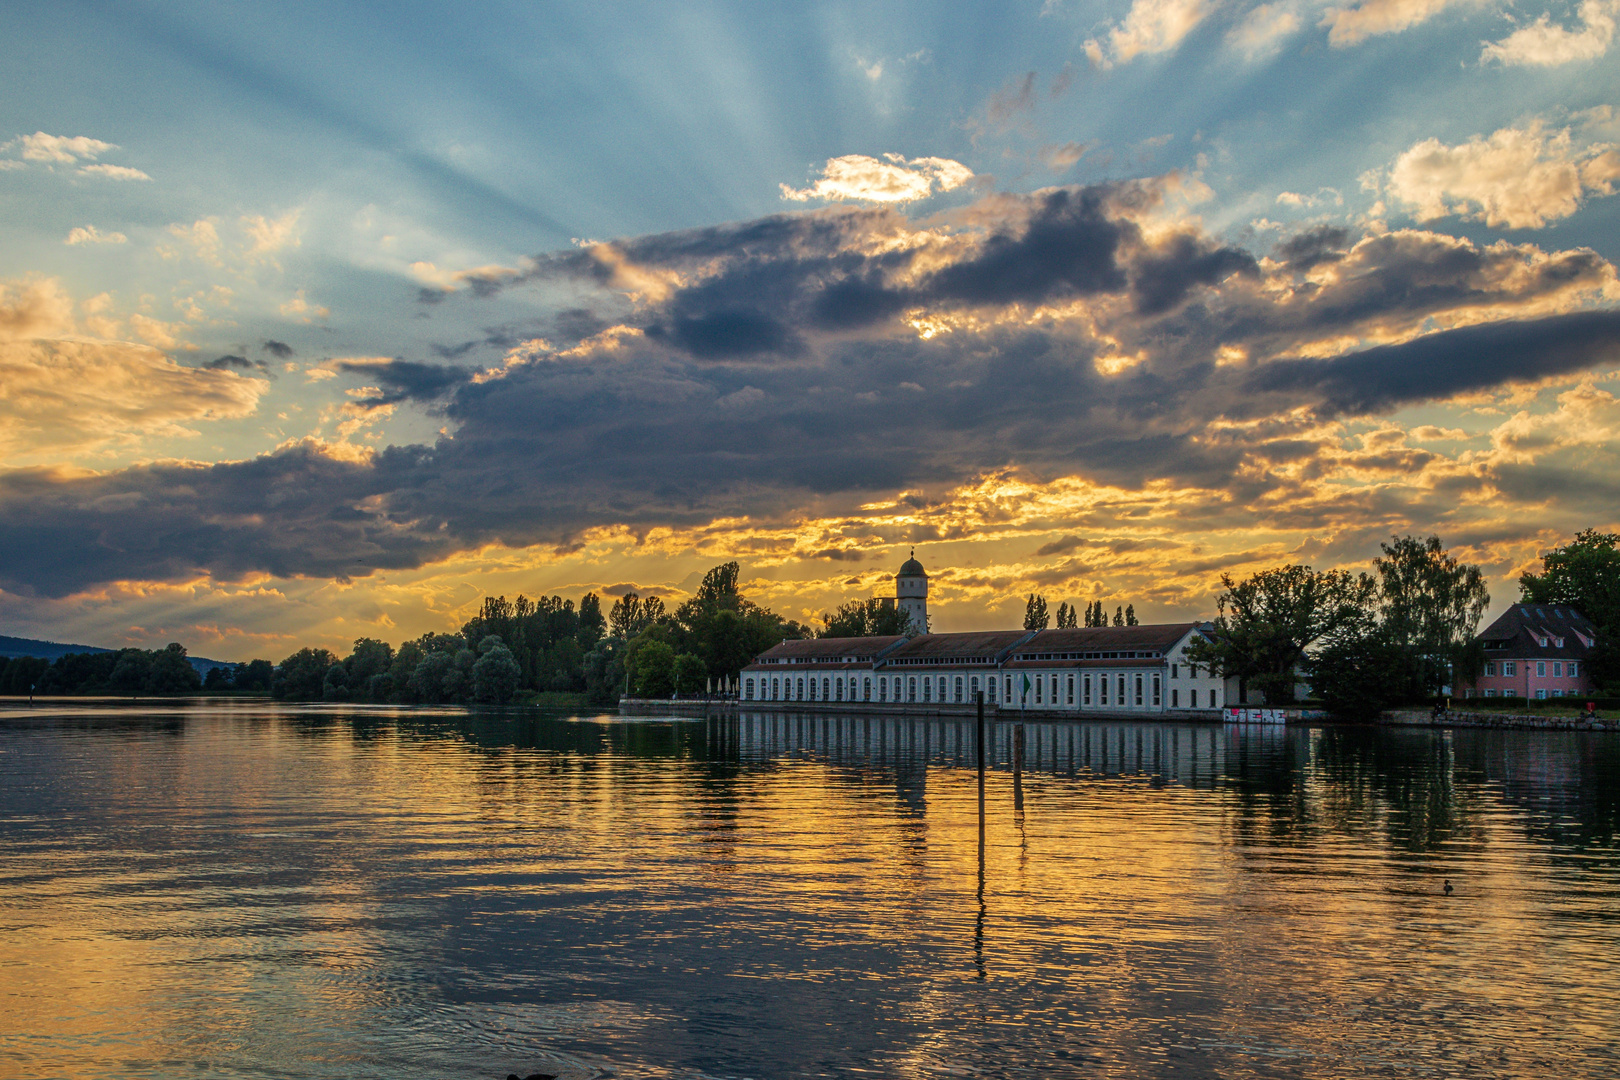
[
  {"left": 986, "top": 676, "right": 995, "bottom": 702},
  {"left": 1067, "top": 673, "right": 1074, "bottom": 705},
  {"left": 1135, "top": 674, "right": 1144, "bottom": 706},
  {"left": 908, "top": 676, "right": 917, "bottom": 702},
  {"left": 954, "top": 675, "right": 964, "bottom": 703},
  {"left": 1117, "top": 674, "right": 1126, "bottom": 704},
  {"left": 970, "top": 675, "right": 980, "bottom": 698},
  {"left": 1004, "top": 675, "right": 1012, "bottom": 702},
  {"left": 1152, "top": 674, "right": 1161, "bottom": 707},
  {"left": 797, "top": 677, "right": 805, "bottom": 700},
  {"left": 879, "top": 677, "right": 887, "bottom": 702},
  {"left": 744, "top": 678, "right": 754, "bottom": 700},
  {"left": 823, "top": 677, "right": 830, "bottom": 700},
  {"left": 836, "top": 677, "right": 844, "bottom": 701},
  {"left": 864, "top": 677, "right": 872, "bottom": 701},
  {"left": 923, "top": 678, "right": 932, "bottom": 702}
]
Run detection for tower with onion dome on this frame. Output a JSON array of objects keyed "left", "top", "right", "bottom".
[{"left": 896, "top": 549, "right": 929, "bottom": 634}]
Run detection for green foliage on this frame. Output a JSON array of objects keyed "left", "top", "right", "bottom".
[
  {"left": 472, "top": 637, "right": 523, "bottom": 703},
  {"left": 1055, "top": 602, "right": 1078, "bottom": 628},
  {"left": 672, "top": 652, "right": 707, "bottom": 695},
  {"left": 1308, "top": 632, "right": 1418, "bottom": 720},
  {"left": 633, "top": 640, "right": 676, "bottom": 697},
  {"left": 1113, "top": 605, "right": 1124, "bottom": 627},
  {"left": 820, "top": 598, "right": 914, "bottom": 638},
  {"left": 1187, "top": 564, "right": 1376, "bottom": 706},
  {"left": 235, "top": 659, "right": 273, "bottom": 691},
  {"left": 274, "top": 647, "right": 339, "bottom": 700},
  {"left": 1125, "top": 604, "right": 1138, "bottom": 626},
  {"left": 1375, "top": 535, "right": 1490, "bottom": 697},
  {"left": 1024, "top": 594, "right": 1050, "bottom": 630},
  {"left": 1520, "top": 529, "right": 1620, "bottom": 690}
]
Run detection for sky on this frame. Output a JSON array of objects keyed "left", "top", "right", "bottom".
[{"left": 2, "top": 0, "right": 1619, "bottom": 660}]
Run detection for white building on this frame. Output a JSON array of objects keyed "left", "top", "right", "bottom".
[{"left": 740, "top": 553, "right": 1228, "bottom": 714}]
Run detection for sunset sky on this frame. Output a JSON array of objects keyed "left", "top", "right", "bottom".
[{"left": 2, "top": 0, "right": 1619, "bottom": 660}]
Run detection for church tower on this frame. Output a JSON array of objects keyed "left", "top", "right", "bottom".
[{"left": 895, "top": 549, "right": 929, "bottom": 634}]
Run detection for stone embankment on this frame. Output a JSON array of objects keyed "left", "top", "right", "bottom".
[{"left": 1382, "top": 708, "right": 1617, "bottom": 732}]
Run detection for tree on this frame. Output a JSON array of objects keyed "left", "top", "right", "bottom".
[
  {"left": 1113, "top": 605, "right": 1124, "bottom": 627},
  {"left": 139, "top": 643, "right": 200, "bottom": 694},
  {"left": 583, "top": 636, "right": 626, "bottom": 705},
  {"left": 821, "top": 598, "right": 914, "bottom": 638},
  {"left": 204, "top": 666, "right": 233, "bottom": 691},
  {"left": 1520, "top": 529, "right": 1620, "bottom": 689},
  {"left": 1125, "top": 604, "right": 1138, "bottom": 626},
  {"left": 322, "top": 662, "right": 350, "bottom": 701},
  {"left": 472, "top": 637, "right": 523, "bottom": 703},
  {"left": 672, "top": 652, "right": 707, "bottom": 695},
  {"left": 273, "top": 647, "right": 339, "bottom": 701},
  {"left": 235, "top": 659, "right": 273, "bottom": 692},
  {"left": 577, "top": 592, "right": 606, "bottom": 646},
  {"left": 1375, "top": 535, "right": 1489, "bottom": 697},
  {"left": 633, "top": 640, "right": 676, "bottom": 697},
  {"left": 1308, "top": 632, "right": 1416, "bottom": 720},
  {"left": 1024, "top": 594, "right": 1050, "bottom": 630},
  {"left": 1186, "top": 565, "right": 1376, "bottom": 705}
]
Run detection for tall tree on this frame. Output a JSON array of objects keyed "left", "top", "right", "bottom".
[
  {"left": 1125, "top": 604, "right": 1138, "bottom": 626},
  {"left": 1375, "top": 535, "right": 1490, "bottom": 697},
  {"left": 1113, "top": 605, "right": 1124, "bottom": 627},
  {"left": 1186, "top": 565, "right": 1375, "bottom": 705},
  {"left": 1024, "top": 594, "right": 1050, "bottom": 630},
  {"left": 1519, "top": 529, "right": 1620, "bottom": 690}
]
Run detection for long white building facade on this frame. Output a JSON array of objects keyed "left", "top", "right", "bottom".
[{"left": 740, "top": 555, "right": 1229, "bottom": 715}]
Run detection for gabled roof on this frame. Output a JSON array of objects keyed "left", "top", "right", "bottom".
[
  {"left": 882, "top": 630, "right": 1035, "bottom": 664},
  {"left": 1017, "top": 623, "right": 1200, "bottom": 653},
  {"left": 751, "top": 636, "right": 906, "bottom": 662},
  {"left": 1476, "top": 604, "right": 1597, "bottom": 659}
]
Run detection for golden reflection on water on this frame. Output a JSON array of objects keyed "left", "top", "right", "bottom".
[{"left": 0, "top": 701, "right": 1617, "bottom": 1079}]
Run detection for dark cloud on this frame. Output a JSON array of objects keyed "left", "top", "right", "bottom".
[
  {"left": 203, "top": 354, "right": 269, "bottom": 374},
  {"left": 1274, "top": 226, "right": 1349, "bottom": 272},
  {"left": 1245, "top": 309, "right": 1620, "bottom": 417},
  {"left": 3, "top": 183, "right": 1617, "bottom": 596},
  {"left": 262, "top": 340, "right": 294, "bottom": 358},
  {"left": 337, "top": 360, "right": 474, "bottom": 407}
]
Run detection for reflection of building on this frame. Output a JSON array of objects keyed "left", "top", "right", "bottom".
[
  {"left": 741, "top": 553, "right": 1226, "bottom": 713},
  {"left": 1465, "top": 604, "right": 1598, "bottom": 701}
]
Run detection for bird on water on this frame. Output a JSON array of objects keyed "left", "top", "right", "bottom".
[{"left": 1443, "top": 879, "right": 1453, "bottom": 896}]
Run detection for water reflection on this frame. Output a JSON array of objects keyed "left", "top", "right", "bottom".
[{"left": 0, "top": 701, "right": 1616, "bottom": 1079}]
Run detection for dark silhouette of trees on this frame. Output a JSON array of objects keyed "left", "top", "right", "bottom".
[{"left": 1024, "top": 594, "right": 1050, "bottom": 630}]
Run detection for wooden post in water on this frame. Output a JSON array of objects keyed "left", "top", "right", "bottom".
[{"left": 975, "top": 688, "right": 986, "bottom": 979}]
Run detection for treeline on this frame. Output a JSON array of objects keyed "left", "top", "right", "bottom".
[
  {"left": 1023, "top": 596, "right": 1138, "bottom": 630},
  {"left": 1186, "top": 531, "right": 1618, "bottom": 717},
  {"left": 269, "top": 561, "right": 810, "bottom": 704},
  {"left": 0, "top": 644, "right": 249, "bottom": 697}
]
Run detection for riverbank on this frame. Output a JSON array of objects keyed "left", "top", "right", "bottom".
[{"left": 1382, "top": 707, "right": 1618, "bottom": 732}]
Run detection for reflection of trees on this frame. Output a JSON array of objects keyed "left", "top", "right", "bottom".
[
  {"left": 1456, "top": 730, "right": 1620, "bottom": 857},
  {"left": 1303, "top": 727, "right": 1478, "bottom": 853}
]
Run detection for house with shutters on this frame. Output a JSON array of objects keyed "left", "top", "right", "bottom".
[{"left": 1465, "top": 603, "right": 1599, "bottom": 701}]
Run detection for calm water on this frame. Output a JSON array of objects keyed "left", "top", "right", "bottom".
[{"left": 1, "top": 703, "right": 1617, "bottom": 1080}]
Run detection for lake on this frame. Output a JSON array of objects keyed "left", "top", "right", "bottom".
[{"left": 1, "top": 701, "right": 1617, "bottom": 1079}]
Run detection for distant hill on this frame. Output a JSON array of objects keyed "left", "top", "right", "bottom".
[{"left": 0, "top": 635, "right": 242, "bottom": 677}]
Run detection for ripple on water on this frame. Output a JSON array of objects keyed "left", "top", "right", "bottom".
[{"left": 0, "top": 704, "right": 1617, "bottom": 1078}]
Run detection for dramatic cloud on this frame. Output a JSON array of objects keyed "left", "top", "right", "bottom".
[
  {"left": 1482, "top": 0, "right": 1616, "bottom": 65},
  {"left": 1382, "top": 122, "right": 1620, "bottom": 229},
  {"left": 3, "top": 179, "right": 1616, "bottom": 599},
  {"left": 1085, "top": 0, "right": 1210, "bottom": 66},
  {"left": 1320, "top": 0, "right": 1475, "bottom": 46},
  {"left": 262, "top": 340, "right": 295, "bottom": 358},
  {"left": 0, "top": 337, "right": 266, "bottom": 465},
  {"left": 780, "top": 154, "right": 974, "bottom": 203},
  {"left": 64, "top": 226, "right": 128, "bottom": 246}
]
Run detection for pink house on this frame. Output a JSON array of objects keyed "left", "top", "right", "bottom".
[{"left": 1466, "top": 604, "right": 1599, "bottom": 701}]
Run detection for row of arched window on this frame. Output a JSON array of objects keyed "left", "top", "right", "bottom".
[{"left": 739, "top": 669, "right": 1167, "bottom": 708}]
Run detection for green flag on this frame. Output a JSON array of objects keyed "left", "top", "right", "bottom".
[{"left": 1021, "top": 673, "right": 1031, "bottom": 702}]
